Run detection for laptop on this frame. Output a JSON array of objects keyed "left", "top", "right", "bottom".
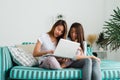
[{"left": 52, "top": 39, "right": 80, "bottom": 59}]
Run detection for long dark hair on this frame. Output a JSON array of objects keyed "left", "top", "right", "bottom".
[
  {"left": 68, "top": 22, "right": 85, "bottom": 52},
  {"left": 48, "top": 20, "right": 67, "bottom": 44}
]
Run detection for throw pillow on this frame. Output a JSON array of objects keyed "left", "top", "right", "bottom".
[
  {"left": 15, "top": 44, "right": 35, "bottom": 54},
  {"left": 15, "top": 44, "right": 39, "bottom": 60},
  {"left": 8, "top": 46, "right": 38, "bottom": 66}
]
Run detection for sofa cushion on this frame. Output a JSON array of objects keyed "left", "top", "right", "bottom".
[
  {"left": 8, "top": 46, "right": 38, "bottom": 67},
  {"left": 101, "top": 60, "right": 120, "bottom": 79},
  {"left": 16, "top": 44, "right": 39, "bottom": 60},
  {"left": 10, "top": 66, "right": 82, "bottom": 79},
  {"left": 15, "top": 44, "right": 35, "bottom": 54}
]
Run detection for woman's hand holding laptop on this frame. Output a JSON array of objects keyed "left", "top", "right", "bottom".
[
  {"left": 43, "top": 50, "right": 54, "bottom": 56},
  {"left": 46, "top": 50, "right": 54, "bottom": 54}
]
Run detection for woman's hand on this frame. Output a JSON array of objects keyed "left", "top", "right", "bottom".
[
  {"left": 90, "top": 56, "right": 101, "bottom": 62},
  {"left": 78, "top": 47, "right": 82, "bottom": 51},
  {"left": 46, "top": 50, "right": 54, "bottom": 54},
  {"left": 77, "top": 47, "right": 84, "bottom": 55},
  {"left": 61, "top": 63, "right": 67, "bottom": 68}
]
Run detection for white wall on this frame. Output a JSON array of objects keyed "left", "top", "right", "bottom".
[
  {"left": 0, "top": 0, "right": 105, "bottom": 46},
  {"left": 0, "top": 0, "right": 120, "bottom": 60},
  {"left": 104, "top": 0, "right": 120, "bottom": 21}
]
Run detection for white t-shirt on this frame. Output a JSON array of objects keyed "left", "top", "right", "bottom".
[{"left": 38, "top": 33, "right": 56, "bottom": 64}]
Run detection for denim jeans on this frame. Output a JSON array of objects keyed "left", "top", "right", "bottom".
[{"left": 67, "top": 58, "right": 102, "bottom": 80}]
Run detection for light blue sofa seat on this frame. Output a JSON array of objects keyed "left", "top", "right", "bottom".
[{"left": 10, "top": 66, "right": 82, "bottom": 79}]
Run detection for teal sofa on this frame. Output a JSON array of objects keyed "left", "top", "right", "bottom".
[{"left": 1, "top": 46, "right": 120, "bottom": 80}]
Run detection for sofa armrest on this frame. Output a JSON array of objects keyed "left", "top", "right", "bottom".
[
  {"left": 0, "top": 47, "right": 13, "bottom": 80},
  {"left": 87, "top": 46, "right": 93, "bottom": 56}
]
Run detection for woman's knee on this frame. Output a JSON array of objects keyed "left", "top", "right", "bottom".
[
  {"left": 84, "top": 58, "right": 92, "bottom": 62},
  {"left": 47, "top": 56, "right": 57, "bottom": 62},
  {"left": 84, "top": 58, "right": 92, "bottom": 65},
  {"left": 47, "top": 56, "right": 62, "bottom": 69},
  {"left": 92, "top": 58, "right": 99, "bottom": 65}
]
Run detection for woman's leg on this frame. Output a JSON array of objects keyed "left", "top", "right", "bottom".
[
  {"left": 68, "top": 58, "right": 92, "bottom": 80},
  {"left": 92, "top": 59, "right": 102, "bottom": 80},
  {"left": 39, "top": 56, "right": 62, "bottom": 69}
]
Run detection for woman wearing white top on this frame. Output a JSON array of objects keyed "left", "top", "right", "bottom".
[
  {"left": 66, "top": 22, "right": 102, "bottom": 80},
  {"left": 33, "top": 20, "right": 67, "bottom": 69}
]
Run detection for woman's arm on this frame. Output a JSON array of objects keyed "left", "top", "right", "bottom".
[
  {"left": 33, "top": 40, "right": 54, "bottom": 57},
  {"left": 76, "top": 47, "right": 101, "bottom": 62},
  {"left": 76, "top": 55, "right": 101, "bottom": 62}
]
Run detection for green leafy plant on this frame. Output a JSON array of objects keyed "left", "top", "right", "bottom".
[
  {"left": 96, "top": 32, "right": 106, "bottom": 49},
  {"left": 102, "top": 7, "right": 120, "bottom": 50}
]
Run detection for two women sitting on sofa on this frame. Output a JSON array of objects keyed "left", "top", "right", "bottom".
[{"left": 33, "top": 20, "right": 102, "bottom": 80}]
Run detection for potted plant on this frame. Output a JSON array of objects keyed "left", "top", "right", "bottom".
[
  {"left": 99, "top": 7, "right": 120, "bottom": 50},
  {"left": 96, "top": 32, "right": 107, "bottom": 50}
]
